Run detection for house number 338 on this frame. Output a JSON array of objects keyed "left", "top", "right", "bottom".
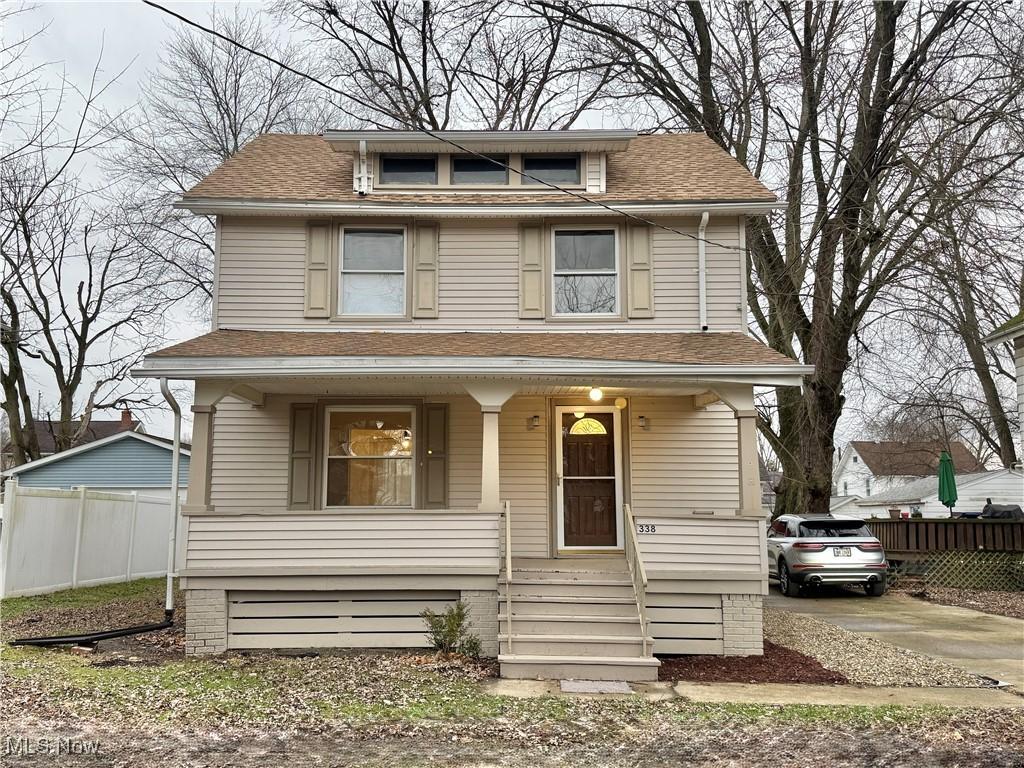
[{"left": 636, "top": 523, "right": 657, "bottom": 534}]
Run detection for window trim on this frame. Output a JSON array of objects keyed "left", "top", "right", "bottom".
[
  {"left": 450, "top": 153, "right": 510, "bottom": 186},
  {"left": 522, "top": 153, "right": 582, "bottom": 185},
  {"left": 322, "top": 405, "right": 417, "bottom": 510},
  {"left": 377, "top": 153, "right": 438, "bottom": 185},
  {"left": 550, "top": 225, "right": 620, "bottom": 318},
  {"left": 338, "top": 226, "right": 408, "bottom": 318}
]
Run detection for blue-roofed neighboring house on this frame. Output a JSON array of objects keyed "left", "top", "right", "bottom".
[{"left": 2, "top": 431, "right": 190, "bottom": 499}]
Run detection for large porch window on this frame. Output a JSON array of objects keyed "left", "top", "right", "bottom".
[{"left": 324, "top": 407, "right": 414, "bottom": 507}]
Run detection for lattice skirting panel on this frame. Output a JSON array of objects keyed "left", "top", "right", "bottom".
[
  {"left": 890, "top": 552, "right": 1024, "bottom": 591},
  {"left": 226, "top": 589, "right": 460, "bottom": 649}
]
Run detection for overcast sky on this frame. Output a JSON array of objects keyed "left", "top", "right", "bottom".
[{"left": 9, "top": 1, "right": 253, "bottom": 438}]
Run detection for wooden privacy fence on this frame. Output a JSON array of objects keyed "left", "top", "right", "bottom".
[
  {"left": 866, "top": 519, "right": 1024, "bottom": 556},
  {"left": 0, "top": 479, "right": 178, "bottom": 598}
]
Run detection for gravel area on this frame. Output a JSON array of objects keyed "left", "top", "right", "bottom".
[
  {"left": 659, "top": 641, "right": 847, "bottom": 684},
  {"left": 764, "top": 607, "right": 986, "bottom": 687},
  {"left": 893, "top": 581, "right": 1024, "bottom": 620},
  {"left": 4, "top": 714, "right": 1024, "bottom": 768}
]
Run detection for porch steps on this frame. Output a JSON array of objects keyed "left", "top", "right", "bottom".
[{"left": 497, "top": 559, "right": 659, "bottom": 682}]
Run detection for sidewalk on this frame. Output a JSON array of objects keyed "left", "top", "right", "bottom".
[{"left": 482, "top": 678, "right": 1024, "bottom": 708}]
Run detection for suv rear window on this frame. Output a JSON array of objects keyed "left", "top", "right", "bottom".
[{"left": 798, "top": 520, "right": 873, "bottom": 537}]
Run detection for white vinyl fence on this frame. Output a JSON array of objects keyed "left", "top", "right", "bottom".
[{"left": 0, "top": 480, "right": 180, "bottom": 598}]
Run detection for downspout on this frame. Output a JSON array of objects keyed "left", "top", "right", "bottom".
[
  {"left": 698, "top": 211, "right": 710, "bottom": 332},
  {"left": 356, "top": 139, "right": 370, "bottom": 195},
  {"left": 160, "top": 377, "right": 180, "bottom": 620}
]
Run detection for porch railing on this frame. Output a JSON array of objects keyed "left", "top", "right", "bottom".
[
  {"left": 623, "top": 503, "right": 650, "bottom": 656},
  {"left": 503, "top": 499, "right": 513, "bottom": 654}
]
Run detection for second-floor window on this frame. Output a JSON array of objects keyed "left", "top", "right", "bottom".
[
  {"left": 524, "top": 154, "right": 580, "bottom": 185},
  {"left": 379, "top": 155, "right": 437, "bottom": 184},
  {"left": 553, "top": 228, "right": 618, "bottom": 315},
  {"left": 452, "top": 154, "right": 508, "bottom": 184},
  {"left": 340, "top": 229, "right": 405, "bottom": 316}
]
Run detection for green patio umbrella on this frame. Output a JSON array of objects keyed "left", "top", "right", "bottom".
[{"left": 937, "top": 451, "right": 958, "bottom": 515}]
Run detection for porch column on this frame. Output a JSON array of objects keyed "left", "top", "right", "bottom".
[
  {"left": 183, "top": 381, "right": 233, "bottom": 515},
  {"left": 462, "top": 382, "right": 519, "bottom": 513},
  {"left": 480, "top": 407, "right": 501, "bottom": 513},
  {"left": 710, "top": 384, "right": 763, "bottom": 517},
  {"left": 183, "top": 404, "right": 215, "bottom": 514},
  {"left": 735, "top": 410, "right": 762, "bottom": 516}
]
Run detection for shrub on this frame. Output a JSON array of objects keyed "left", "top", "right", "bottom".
[{"left": 421, "top": 601, "right": 481, "bottom": 657}]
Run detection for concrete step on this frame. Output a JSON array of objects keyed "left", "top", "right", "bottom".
[
  {"left": 499, "top": 614, "right": 642, "bottom": 637},
  {"left": 500, "top": 581, "right": 636, "bottom": 599},
  {"left": 499, "top": 654, "right": 660, "bottom": 682},
  {"left": 501, "top": 596, "right": 640, "bottom": 617},
  {"left": 508, "top": 569, "right": 631, "bottom": 584},
  {"left": 498, "top": 633, "right": 651, "bottom": 657}
]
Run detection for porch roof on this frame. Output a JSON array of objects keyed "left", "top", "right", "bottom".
[{"left": 136, "top": 330, "right": 810, "bottom": 385}]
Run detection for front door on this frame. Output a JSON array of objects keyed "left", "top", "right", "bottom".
[{"left": 555, "top": 406, "right": 623, "bottom": 550}]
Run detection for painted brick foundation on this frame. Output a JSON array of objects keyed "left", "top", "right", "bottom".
[
  {"left": 184, "top": 588, "right": 228, "bottom": 655},
  {"left": 721, "top": 594, "right": 764, "bottom": 656},
  {"left": 461, "top": 588, "right": 499, "bottom": 657}
]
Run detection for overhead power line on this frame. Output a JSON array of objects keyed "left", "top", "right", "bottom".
[{"left": 142, "top": 0, "right": 766, "bottom": 256}]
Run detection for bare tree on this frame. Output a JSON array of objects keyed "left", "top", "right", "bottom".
[
  {"left": 108, "top": 7, "right": 330, "bottom": 313},
  {"left": 539, "top": 1, "right": 1024, "bottom": 515},
  {"left": 280, "top": 0, "right": 611, "bottom": 129}
]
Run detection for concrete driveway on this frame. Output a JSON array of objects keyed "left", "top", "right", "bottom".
[{"left": 766, "top": 587, "right": 1024, "bottom": 688}]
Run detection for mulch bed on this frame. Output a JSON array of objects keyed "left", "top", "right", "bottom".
[{"left": 657, "top": 640, "right": 848, "bottom": 684}]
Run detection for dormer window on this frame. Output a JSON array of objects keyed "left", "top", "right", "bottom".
[
  {"left": 451, "top": 154, "right": 508, "bottom": 185},
  {"left": 523, "top": 154, "right": 580, "bottom": 185},
  {"left": 379, "top": 155, "right": 437, "bottom": 185}
]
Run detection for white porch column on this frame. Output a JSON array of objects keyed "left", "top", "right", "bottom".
[
  {"left": 463, "top": 382, "right": 519, "bottom": 513},
  {"left": 183, "top": 381, "right": 233, "bottom": 515},
  {"left": 711, "top": 384, "right": 763, "bottom": 517}
]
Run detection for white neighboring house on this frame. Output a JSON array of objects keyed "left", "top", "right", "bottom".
[
  {"left": 984, "top": 311, "right": 1024, "bottom": 472},
  {"left": 849, "top": 469, "right": 1023, "bottom": 519},
  {"left": 832, "top": 440, "right": 986, "bottom": 499}
]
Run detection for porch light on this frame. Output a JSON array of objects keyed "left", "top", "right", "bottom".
[
  {"left": 530, "top": 415, "right": 540, "bottom": 428},
  {"left": 589, "top": 387, "right": 603, "bottom": 402},
  {"left": 638, "top": 416, "right": 648, "bottom": 429},
  {"left": 614, "top": 397, "right": 627, "bottom": 410}
]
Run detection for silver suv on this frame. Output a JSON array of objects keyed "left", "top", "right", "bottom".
[{"left": 767, "top": 515, "right": 888, "bottom": 597}]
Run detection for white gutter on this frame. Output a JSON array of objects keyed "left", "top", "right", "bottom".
[
  {"left": 697, "top": 211, "right": 710, "bottom": 332},
  {"left": 173, "top": 198, "right": 782, "bottom": 218},
  {"left": 134, "top": 355, "right": 813, "bottom": 382}
]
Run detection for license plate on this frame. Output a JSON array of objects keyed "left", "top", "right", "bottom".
[{"left": 834, "top": 547, "right": 852, "bottom": 557}]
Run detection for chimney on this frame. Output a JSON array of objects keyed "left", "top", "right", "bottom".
[{"left": 120, "top": 408, "right": 133, "bottom": 430}]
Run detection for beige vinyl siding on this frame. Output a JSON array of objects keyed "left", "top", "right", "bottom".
[
  {"left": 210, "top": 395, "right": 292, "bottom": 511},
  {"left": 437, "top": 222, "right": 520, "bottom": 324},
  {"left": 185, "top": 512, "right": 500, "bottom": 572},
  {"left": 584, "top": 152, "right": 603, "bottom": 192},
  {"left": 628, "top": 397, "right": 740, "bottom": 514},
  {"left": 218, "top": 217, "right": 307, "bottom": 327},
  {"left": 633, "top": 516, "right": 765, "bottom": 581},
  {"left": 499, "top": 396, "right": 549, "bottom": 556},
  {"left": 214, "top": 216, "right": 744, "bottom": 331},
  {"left": 205, "top": 393, "right": 549, "bottom": 556}
]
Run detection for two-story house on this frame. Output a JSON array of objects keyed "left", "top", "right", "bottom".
[
  {"left": 833, "top": 440, "right": 987, "bottom": 499},
  {"left": 134, "top": 130, "right": 809, "bottom": 681}
]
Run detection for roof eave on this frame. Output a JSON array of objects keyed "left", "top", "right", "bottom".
[
  {"left": 322, "top": 128, "right": 638, "bottom": 153},
  {"left": 173, "top": 198, "right": 783, "bottom": 217},
  {"left": 133, "top": 355, "right": 812, "bottom": 386}
]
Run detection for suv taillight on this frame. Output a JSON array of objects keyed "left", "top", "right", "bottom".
[
  {"left": 793, "top": 542, "right": 826, "bottom": 551},
  {"left": 857, "top": 542, "right": 883, "bottom": 551}
]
